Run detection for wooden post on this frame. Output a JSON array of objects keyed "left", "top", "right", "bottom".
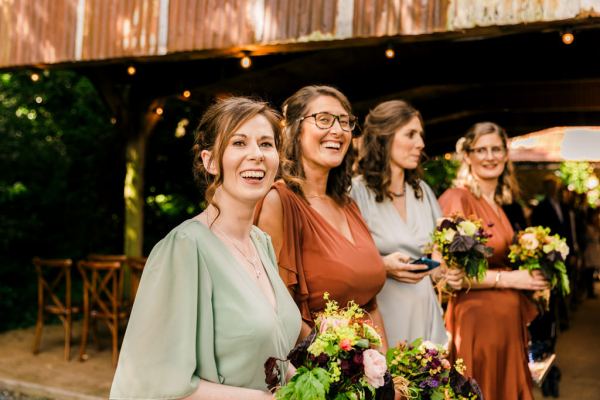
[{"left": 123, "top": 104, "right": 160, "bottom": 258}]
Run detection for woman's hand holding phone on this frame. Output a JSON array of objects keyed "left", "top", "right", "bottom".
[{"left": 382, "top": 252, "right": 431, "bottom": 284}]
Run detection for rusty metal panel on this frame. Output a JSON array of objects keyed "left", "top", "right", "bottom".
[
  {"left": 353, "top": 0, "right": 450, "bottom": 36},
  {"left": 1, "top": 0, "right": 600, "bottom": 68},
  {"left": 80, "top": 0, "right": 162, "bottom": 60}
]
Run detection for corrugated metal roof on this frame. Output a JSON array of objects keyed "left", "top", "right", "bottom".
[{"left": 1, "top": 0, "right": 599, "bottom": 68}]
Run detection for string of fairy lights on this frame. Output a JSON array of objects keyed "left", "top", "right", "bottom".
[{"left": 26, "top": 27, "right": 578, "bottom": 122}]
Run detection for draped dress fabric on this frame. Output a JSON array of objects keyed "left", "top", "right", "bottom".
[
  {"left": 257, "top": 181, "right": 386, "bottom": 325},
  {"left": 110, "top": 220, "right": 301, "bottom": 399},
  {"left": 439, "top": 187, "right": 537, "bottom": 400},
  {"left": 350, "top": 176, "right": 448, "bottom": 346}
]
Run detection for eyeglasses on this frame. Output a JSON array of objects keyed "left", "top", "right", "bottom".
[
  {"left": 467, "top": 146, "right": 506, "bottom": 159},
  {"left": 298, "top": 112, "right": 357, "bottom": 132}
]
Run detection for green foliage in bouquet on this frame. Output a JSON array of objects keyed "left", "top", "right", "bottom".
[
  {"left": 508, "top": 226, "right": 570, "bottom": 296},
  {"left": 386, "top": 338, "right": 482, "bottom": 400},
  {"left": 266, "top": 294, "right": 394, "bottom": 400},
  {"left": 429, "top": 215, "right": 493, "bottom": 282}
]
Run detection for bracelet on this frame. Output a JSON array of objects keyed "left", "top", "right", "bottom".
[{"left": 493, "top": 271, "right": 502, "bottom": 288}]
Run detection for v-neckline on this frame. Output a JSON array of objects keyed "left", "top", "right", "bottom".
[
  {"left": 388, "top": 186, "right": 412, "bottom": 227},
  {"left": 303, "top": 200, "right": 357, "bottom": 246},
  {"left": 478, "top": 198, "right": 513, "bottom": 246},
  {"left": 191, "top": 219, "right": 279, "bottom": 313}
]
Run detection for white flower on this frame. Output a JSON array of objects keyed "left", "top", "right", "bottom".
[
  {"left": 457, "top": 220, "right": 477, "bottom": 236},
  {"left": 419, "top": 340, "right": 437, "bottom": 350},
  {"left": 443, "top": 229, "right": 456, "bottom": 243},
  {"left": 362, "top": 349, "right": 387, "bottom": 388},
  {"left": 520, "top": 233, "right": 539, "bottom": 251},
  {"left": 557, "top": 241, "right": 570, "bottom": 259}
]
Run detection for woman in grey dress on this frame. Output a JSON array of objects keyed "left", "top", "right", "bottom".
[{"left": 350, "top": 100, "right": 463, "bottom": 346}]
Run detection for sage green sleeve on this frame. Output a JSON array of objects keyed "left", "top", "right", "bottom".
[{"left": 110, "top": 229, "right": 209, "bottom": 400}]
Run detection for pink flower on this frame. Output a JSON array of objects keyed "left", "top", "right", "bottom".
[
  {"left": 319, "top": 317, "right": 349, "bottom": 334},
  {"left": 339, "top": 338, "right": 352, "bottom": 351},
  {"left": 441, "top": 359, "right": 451, "bottom": 370},
  {"left": 362, "top": 349, "right": 387, "bottom": 388}
]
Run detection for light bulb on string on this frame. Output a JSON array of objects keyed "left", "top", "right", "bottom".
[
  {"left": 561, "top": 30, "right": 574, "bottom": 45},
  {"left": 240, "top": 53, "right": 252, "bottom": 69},
  {"left": 385, "top": 46, "right": 395, "bottom": 59}
]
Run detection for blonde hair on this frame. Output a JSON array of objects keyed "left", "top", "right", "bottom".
[{"left": 453, "top": 122, "right": 520, "bottom": 205}]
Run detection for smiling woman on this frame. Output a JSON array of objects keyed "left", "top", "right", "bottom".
[
  {"left": 438, "top": 121, "right": 549, "bottom": 400},
  {"left": 255, "top": 85, "right": 388, "bottom": 350},
  {"left": 110, "top": 97, "right": 301, "bottom": 400}
]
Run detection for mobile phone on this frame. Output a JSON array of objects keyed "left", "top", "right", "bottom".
[{"left": 409, "top": 257, "right": 441, "bottom": 272}]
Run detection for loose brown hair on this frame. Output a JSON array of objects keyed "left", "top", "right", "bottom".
[
  {"left": 357, "top": 100, "right": 424, "bottom": 202},
  {"left": 191, "top": 96, "right": 282, "bottom": 209},
  {"left": 453, "top": 121, "right": 520, "bottom": 205},
  {"left": 281, "top": 85, "right": 355, "bottom": 205}
]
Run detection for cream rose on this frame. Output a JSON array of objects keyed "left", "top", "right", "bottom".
[{"left": 362, "top": 349, "right": 387, "bottom": 388}]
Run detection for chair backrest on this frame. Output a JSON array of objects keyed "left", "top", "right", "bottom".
[
  {"left": 88, "top": 254, "right": 127, "bottom": 263},
  {"left": 126, "top": 256, "right": 147, "bottom": 302},
  {"left": 77, "top": 260, "right": 123, "bottom": 318},
  {"left": 32, "top": 257, "right": 74, "bottom": 313}
]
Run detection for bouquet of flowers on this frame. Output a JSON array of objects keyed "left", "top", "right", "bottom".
[
  {"left": 265, "top": 293, "right": 394, "bottom": 400},
  {"left": 508, "top": 226, "right": 570, "bottom": 309},
  {"left": 429, "top": 214, "right": 493, "bottom": 282},
  {"left": 386, "top": 339, "right": 482, "bottom": 400}
]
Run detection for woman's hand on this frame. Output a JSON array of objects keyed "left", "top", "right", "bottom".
[
  {"left": 382, "top": 252, "right": 430, "bottom": 284},
  {"left": 500, "top": 269, "right": 549, "bottom": 291},
  {"left": 443, "top": 267, "right": 465, "bottom": 291}
]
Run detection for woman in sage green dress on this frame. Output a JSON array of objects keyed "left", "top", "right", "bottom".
[
  {"left": 110, "top": 97, "right": 301, "bottom": 400},
  {"left": 350, "top": 100, "right": 463, "bottom": 347}
]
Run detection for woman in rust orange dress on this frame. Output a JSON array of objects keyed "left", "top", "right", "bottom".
[
  {"left": 438, "top": 122, "right": 549, "bottom": 400},
  {"left": 256, "top": 85, "right": 387, "bottom": 345}
]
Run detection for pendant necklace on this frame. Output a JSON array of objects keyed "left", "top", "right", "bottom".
[
  {"left": 389, "top": 185, "right": 405, "bottom": 198},
  {"left": 211, "top": 223, "right": 262, "bottom": 279}
]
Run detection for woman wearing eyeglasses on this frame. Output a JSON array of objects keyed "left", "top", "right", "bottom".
[
  {"left": 438, "top": 122, "right": 548, "bottom": 400},
  {"left": 256, "top": 85, "right": 388, "bottom": 346}
]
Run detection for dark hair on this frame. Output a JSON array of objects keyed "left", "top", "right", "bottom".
[
  {"left": 191, "top": 96, "right": 282, "bottom": 209},
  {"left": 357, "top": 100, "right": 424, "bottom": 202},
  {"left": 281, "top": 85, "right": 355, "bottom": 205},
  {"left": 454, "top": 121, "right": 520, "bottom": 205}
]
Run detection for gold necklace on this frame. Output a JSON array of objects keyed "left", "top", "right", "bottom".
[{"left": 212, "top": 226, "right": 262, "bottom": 279}]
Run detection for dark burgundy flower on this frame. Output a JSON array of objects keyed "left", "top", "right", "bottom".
[
  {"left": 439, "top": 219, "right": 456, "bottom": 230},
  {"left": 450, "top": 235, "right": 476, "bottom": 252},
  {"left": 352, "top": 351, "right": 364, "bottom": 366},
  {"left": 264, "top": 357, "right": 281, "bottom": 391}
]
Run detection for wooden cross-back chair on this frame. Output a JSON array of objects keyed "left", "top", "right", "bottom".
[
  {"left": 126, "top": 256, "right": 147, "bottom": 306},
  {"left": 77, "top": 259, "right": 128, "bottom": 366},
  {"left": 32, "top": 257, "right": 79, "bottom": 360}
]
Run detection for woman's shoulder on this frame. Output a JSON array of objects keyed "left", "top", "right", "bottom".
[
  {"left": 439, "top": 186, "right": 473, "bottom": 201},
  {"left": 150, "top": 219, "right": 215, "bottom": 256},
  {"left": 350, "top": 175, "right": 377, "bottom": 204},
  {"left": 438, "top": 187, "right": 477, "bottom": 213},
  {"left": 250, "top": 225, "right": 273, "bottom": 248},
  {"left": 166, "top": 218, "right": 211, "bottom": 240},
  {"left": 416, "top": 180, "right": 437, "bottom": 199}
]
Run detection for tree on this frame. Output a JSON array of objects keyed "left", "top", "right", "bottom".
[{"left": 0, "top": 70, "right": 123, "bottom": 331}]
